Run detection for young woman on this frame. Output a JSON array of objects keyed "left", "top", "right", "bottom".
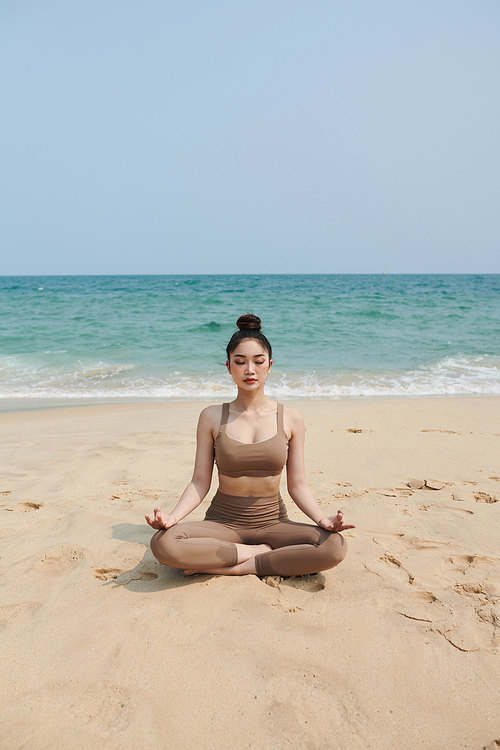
[{"left": 145, "top": 314, "right": 354, "bottom": 577}]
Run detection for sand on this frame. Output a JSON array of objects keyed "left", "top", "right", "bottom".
[{"left": 1, "top": 397, "right": 499, "bottom": 750}]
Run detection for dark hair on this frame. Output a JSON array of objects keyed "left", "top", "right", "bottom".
[{"left": 226, "top": 314, "right": 272, "bottom": 360}]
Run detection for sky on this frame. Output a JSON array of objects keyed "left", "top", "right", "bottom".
[{"left": 1, "top": 0, "right": 499, "bottom": 275}]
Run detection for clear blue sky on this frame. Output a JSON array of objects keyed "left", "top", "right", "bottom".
[{"left": 1, "top": 1, "right": 499, "bottom": 275}]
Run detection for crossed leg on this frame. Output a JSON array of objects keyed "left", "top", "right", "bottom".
[
  {"left": 150, "top": 520, "right": 269, "bottom": 574},
  {"left": 150, "top": 518, "right": 347, "bottom": 577}
]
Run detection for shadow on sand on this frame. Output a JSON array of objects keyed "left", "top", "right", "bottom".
[{"left": 97, "top": 522, "right": 326, "bottom": 593}]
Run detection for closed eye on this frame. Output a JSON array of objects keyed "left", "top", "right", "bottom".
[{"left": 234, "top": 359, "right": 266, "bottom": 365}]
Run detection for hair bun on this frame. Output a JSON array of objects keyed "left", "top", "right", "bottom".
[{"left": 236, "top": 313, "right": 262, "bottom": 332}]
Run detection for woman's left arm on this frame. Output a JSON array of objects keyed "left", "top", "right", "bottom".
[{"left": 285, "top": 408, "right": 355, "bottom": 533}]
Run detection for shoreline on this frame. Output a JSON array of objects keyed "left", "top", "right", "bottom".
[{"left": 1, "top": 390, "right": 499, "bottom": 415}]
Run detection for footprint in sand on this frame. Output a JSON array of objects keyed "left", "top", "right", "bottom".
[
  {"left": 397, "top": 590, "right": 454, "bottom": 629},
  {"left": 397, "top": 591, "right": 490, "bottom": 653},
  {"left": 452, "top": 581, "right": 500, "bottom": 651},
  {"left": 443, "top": 553, "right": 496, "bottom": 575},
  {"left": 442, "top": 599, "right": 499, "bottom": 653},
  {"left": 93, "top": 568, "right": 124, "bottom": 581},
  {"left": 365, "top": 554, "right": 414, "bottom": 585},
  {"left": 473, "top": 492, "right": 499, "bottom": 504},
  {"left": 393, "top": 577, "right": 499, "bottom": 653},
  {"left": 112, "top": 569, "right": 159, "bottom": 585},
  {"left": 284, "top": 573, "right": 326, "bottom": 592},
  {"left": 261, "top": 574, "right": 325, "bottom": 592},
  {"left": 31, "top": 545, "right": 84, "bottom": 575},
  {"left": 453, "top": 486, "right": 499, "bottom": 503},
  {"left": 3, "top": 501, "right": 43, "bottom": 512},
  {"left": 401, "top": 555, "right": 500, "bottom": 653}
]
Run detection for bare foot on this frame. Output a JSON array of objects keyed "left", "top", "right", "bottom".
[
  {"left": 180, "top": 544, "right": 272, "bottom": 578},
  {"left": 235, "top": 542, "right": 272, "bottom": 563},
  {"left": 181, "top": 557, "right": 261, "bottom": 577}
]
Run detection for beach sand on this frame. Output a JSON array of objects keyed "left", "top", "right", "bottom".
[{"left": 1, "top": 398, "right": 499, "bottom": 750}]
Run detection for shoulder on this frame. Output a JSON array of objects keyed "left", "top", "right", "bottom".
[
  {"left": 198, "top": 404, "right": 223, "bottom": 423},
  {"left": 281, "top": 405, "right": 305, "bottom": 438},
  {"left": 197, "top": 404, "right": 225, "bottom": 434},
  {"left": 282, "top": 404, "right": 304, "bottom": 424}
]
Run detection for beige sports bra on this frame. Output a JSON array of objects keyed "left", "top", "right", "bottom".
[{"left": 214, "top": 403, "right": 289, "bottom": 478}]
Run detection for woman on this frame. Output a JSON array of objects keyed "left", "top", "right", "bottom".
[{"left": 146, "top": 314, "right": 354, "bottom": 577}]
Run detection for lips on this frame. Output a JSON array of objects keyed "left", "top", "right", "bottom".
[{"left": 244, "top": 378, "right": 257, "bottom": 383}]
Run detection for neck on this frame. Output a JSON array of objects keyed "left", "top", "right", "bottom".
[{"left": 233, "top": 386, "right": 270, "bottom": 411}]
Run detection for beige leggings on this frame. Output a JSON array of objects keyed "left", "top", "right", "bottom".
[{"left": 150, "top": 491, "right": 347, "bottom": 577}]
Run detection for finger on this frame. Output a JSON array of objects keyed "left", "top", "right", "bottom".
[{"left": 334, "top": 524, "right": 355, "bottom": 532}]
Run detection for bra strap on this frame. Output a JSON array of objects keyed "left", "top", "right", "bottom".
[
  {"left": 219, "top": 402, "right": 230, "bottom": 432},
  {"left": 277, "top": 402, "right": 284, "bottom": 433}
]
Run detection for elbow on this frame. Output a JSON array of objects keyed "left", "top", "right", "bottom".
[
  {"left": 191, "top": 477, "right": 211, "bottom": 501},
  {"left": 287, "top": 478, "right": 308, "bottom": 499}
]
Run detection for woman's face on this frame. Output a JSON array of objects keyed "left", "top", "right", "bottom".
[{"left": 226, "top": 339, "right": 272, "bottom": 390}]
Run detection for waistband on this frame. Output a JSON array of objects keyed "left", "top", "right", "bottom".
[{"left": 204, "top": 490, "right": 288, "bottom": 528}]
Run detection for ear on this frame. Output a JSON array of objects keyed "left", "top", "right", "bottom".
[
  {"left": 226, "top": 360, "right": 231, "bottom": 373},
  {"left": 268, "top": 359, "right": 273, "bottom": 371}
]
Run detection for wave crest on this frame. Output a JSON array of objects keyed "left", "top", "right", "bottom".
[{"left": 1, "top": 354, "right": 500, "bottom": 402}]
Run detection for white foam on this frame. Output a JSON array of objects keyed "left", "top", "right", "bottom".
[{"left": 1, "top": 354, "right": 500, "bottom": 401}]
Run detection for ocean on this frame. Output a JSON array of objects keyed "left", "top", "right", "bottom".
[{"left": 1, "top": 274, "right": 499, "bottom": 411}]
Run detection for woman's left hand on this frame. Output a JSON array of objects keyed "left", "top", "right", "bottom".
[{"left": 318, "top": 510, "right": 355, "bottom": 533}]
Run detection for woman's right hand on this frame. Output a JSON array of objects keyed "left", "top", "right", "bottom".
[{"left": 145, "top": 508, "right": 177, "bottom": 531}]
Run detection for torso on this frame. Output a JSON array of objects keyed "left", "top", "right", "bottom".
[
  {"left": 218, "top": 471, "right": 283, "bottom": 498},
  {"left": 214, "top": 402, "right": 289, "bottom": 497}
]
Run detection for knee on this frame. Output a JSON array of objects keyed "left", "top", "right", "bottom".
[
  {"left": 150, "top": 528, "right": 179, "bottom": 568},
  {"left": 323, "top": 532, "right": 348, "bottom": 569}
]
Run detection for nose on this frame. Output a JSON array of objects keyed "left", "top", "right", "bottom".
[{"left": 245, "top": 362, "right": 255, "bottom": 375}]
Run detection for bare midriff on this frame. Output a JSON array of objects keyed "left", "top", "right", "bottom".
[{"left": 217, "top": 471, "right": 282, "bottom": 498}]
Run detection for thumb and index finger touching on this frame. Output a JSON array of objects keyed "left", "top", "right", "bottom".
[{"left": 145, "top": 508, "right": 172, "bottom": 530}]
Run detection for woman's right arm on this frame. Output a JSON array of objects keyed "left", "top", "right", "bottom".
[{"left": 145, "top": 407, "right": 217, "bottom": 530}]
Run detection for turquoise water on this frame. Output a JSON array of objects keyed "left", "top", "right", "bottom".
[{"left": 1, "top": 274, "right": 499, "bottom": 409}]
